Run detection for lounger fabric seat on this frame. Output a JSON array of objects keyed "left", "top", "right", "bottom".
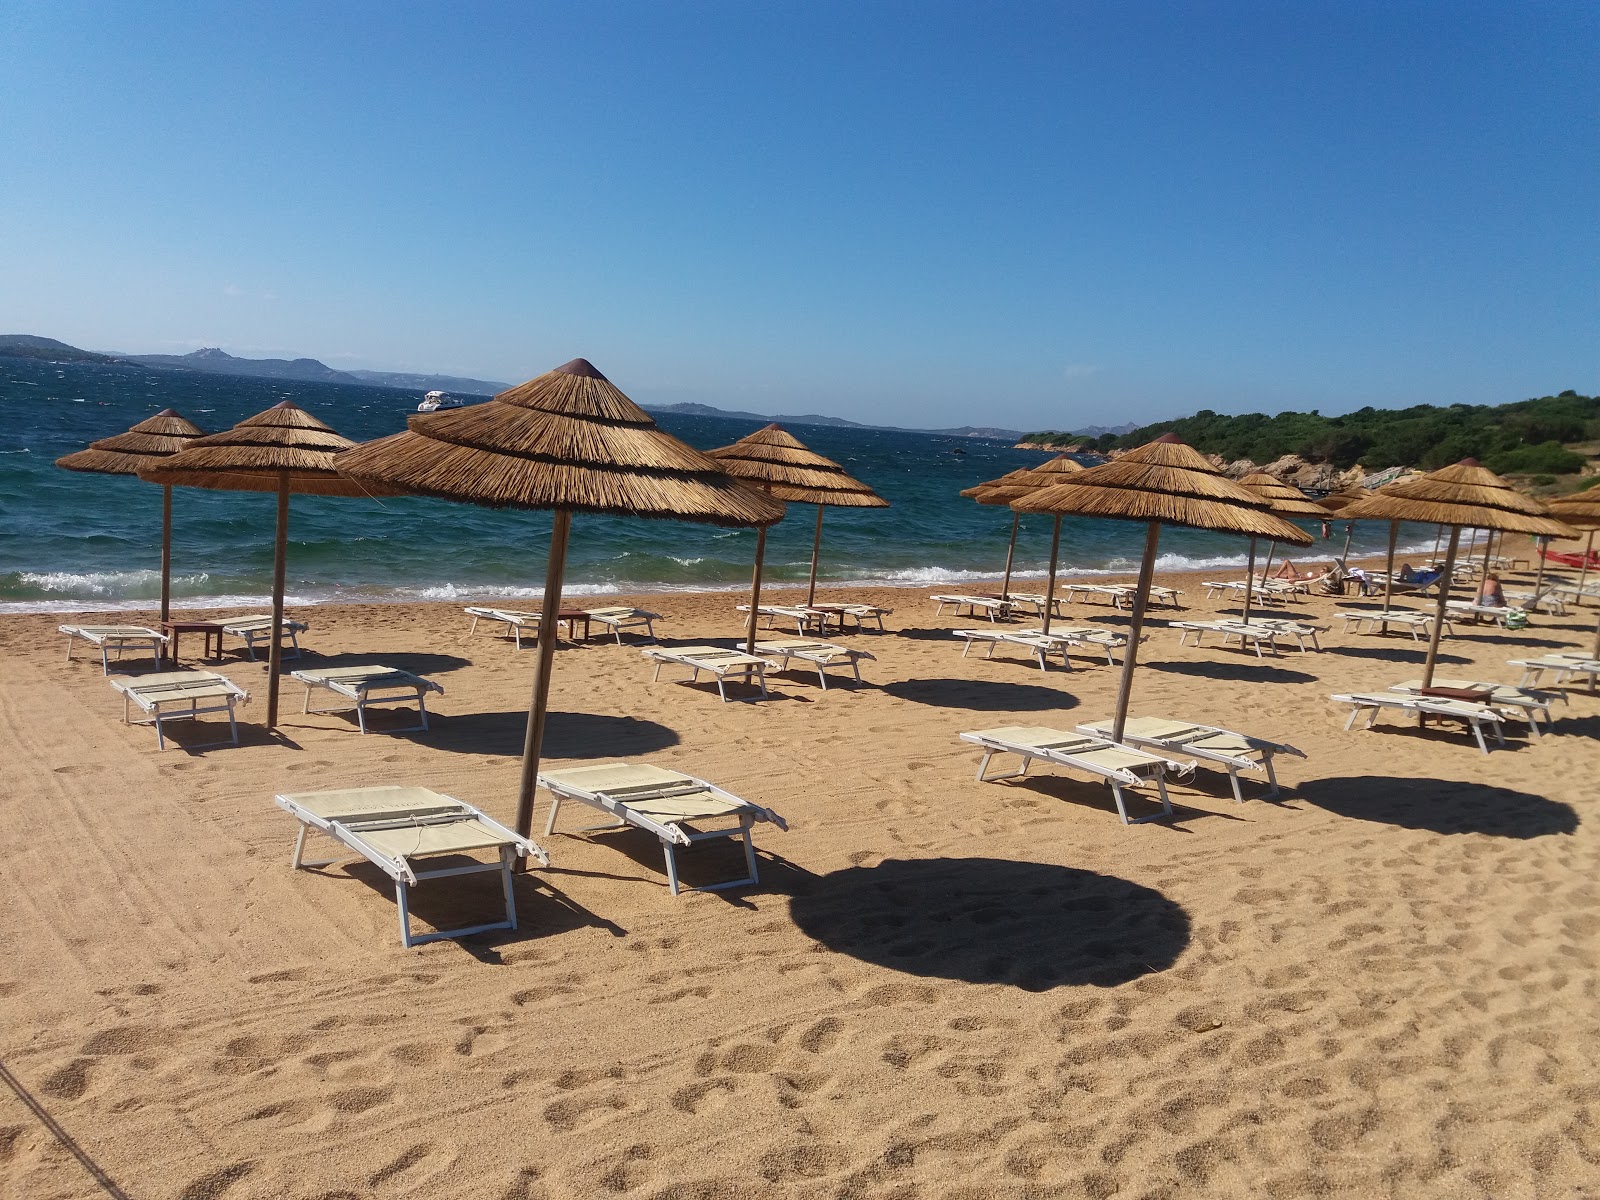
[
  {"left": 1330, "top": 692, "right": 1506, "bottom": 754},
  {"left": 752, "top": 639, "right": 874, "bottom": 689},
  {"left": 1063, "top": 583, "right": 1183, "bottom": 610},
  {"left": 960, "top": 725, "right": 1195, "bottom": 824},
  {"left": 60, "top": 624, "right": 168, "bottom": 674},
  {"left": 1171, "top": 620, "right": 1283, "bottom": 657},
  {"left": 1510, "top": 654, "right": 1600, "bottom": 691},
  {"left": 953, "top": 628, "right": 1075, "bottom": 671},
  {"left": 584, "top": 606, "right": 662, "bottom": 643},
  {"left": 538, "top": 762, "right": 787, "bottom": 894},
  {"left": 737, "top": 604, "right": 831, "bottom": 636},
  {"left": 219, "top": 614, "right": 307, "bottom": 660},
  {"left": 1388, "top": 677, "right": 1562, "bottom": 736},
  {"left": 805, "top": 602, "right": 892, "bottom": 631},
  {"left": 291, "top": 665, "right": 444, "bottom": 734},
  {"left": 1445, "top": 600, "right": 1524, "bottom": 627},
  {"left": 1076, "top": 716, "right": 1305, "bottom": 802},
  {"left": 276, "top": 785, "right": 548, "bottom": 947},
  {"left": 643, "top": 645, "right": 770, "bottom": 701},
  {"left": 111, "top": 669, "right": 250, "bottom": 749},
  {"left": 464, "top": 606, "right": 589, "bottom": 649},
  {"left": 1333, "top": 610, "right": 1453, "bottom": 641}
]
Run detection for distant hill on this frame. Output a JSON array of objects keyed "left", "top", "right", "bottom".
[
  {"left": 642, "top": 401, "right": 1020, "bottom": 440},
  {"left": 0, "top": 334, "right": 122, "bottom": 364},
  {"left": 122, "top": 347, "right": 359, "bottom": 384},
  {"left": 345, "top": 369, "right": 511, "bottom": 396}
]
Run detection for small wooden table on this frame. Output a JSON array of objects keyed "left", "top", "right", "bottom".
[{"left": 160, "top": 619, "right": 226, "bottom": 665}]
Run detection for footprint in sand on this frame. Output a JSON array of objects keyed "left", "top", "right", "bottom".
[
  {"left": 369, "top": 1144, "right": 434, "bottom": 1186},
  {"left": 177, "top": 1161, "right": 256, "bottom": 1200},
  {"left": 670, "top": 1078, "right": 736, "bottom": 1115},
  {"left": 39, "top": 1059, "right": 93, "bottom": 1101},
  {"left": 544, "top": 1091, "right": 628, "bottom": 1132}
]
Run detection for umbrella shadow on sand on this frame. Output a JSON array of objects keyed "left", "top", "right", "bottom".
[
  {"left": 1323, "top": 645, "right": 1474, "bottom": 666},
  {"left": 405, "top": 710, "right": 678, "bottom": 758},
  {"left": 295, "top": 651, "right": 474, "bottom": 676},
  {"left": 1144, "top": 660, "right": 1320, "bottom": 685},
  {"left": 880, "top": 678, "right": 1077, "bottom": 712},
  {"left": 788, "top": 857, "right": 1190, "bottom": 990},
  {"left": 1294, "top": 775, "right": 1577, "bottom": 838}
]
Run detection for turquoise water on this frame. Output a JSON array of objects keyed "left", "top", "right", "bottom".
[{"left": 0, "top": 357, "right": 1438, "bottom": 613}]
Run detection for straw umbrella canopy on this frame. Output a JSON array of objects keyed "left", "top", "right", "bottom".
[
  {"left": 1337, "top": 460, "right": 1578, "bottom": 687},
  {"left": 1233, "top": 472, "right": 1329, "bottom": 625},
  {"left": 335, "top": 358, "right": 784, "bottom": 842},
  {"left": 56, "top": 409, "right": 206, "bottom": 623},
  {"left": 1543, "top": 493, "right": 1600, "bottom": 640},
  {"left": 1013, "top": 434, "right": 1312, "bottom": 742},
  {"left": 140, "top": 402, "right": 397, "bottom": 729},
  {"left": 960, "top": 455, "right": 1086, "bottom": 633},
  {"left": 704, "top": 424, "right": 885, "bottom": 653}
]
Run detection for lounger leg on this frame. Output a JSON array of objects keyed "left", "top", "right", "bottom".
[
  {"left": 1343, "top": 706, "right": 1362, "bottom": 732},
  {"left": 1109, "top": 781, "right": 1132, "bottom": 825},
  {"left": 651, "top": 661, "right": 664, "bottom": 683},
  {"left": 741, "top": 815, "right": 760, "bottom": 885},
  {"left": 154, "top": 711, "right": 168, "bottom": 751},
  {"left": 815, "top": 664, "right": 828, "bottom": 690},
  {"left": 1263, "top": 755, "right": 1280, "bottom": 798},
  {"left": 292, "top": 824, "right": 309, "bottom": 868},
  {"left": 500, "top": 846, "right": 518, "bottom": 932},
  {"left": 1471, "top": 721, "right": 1489, "bottom": 755},
  {"left": 101, "top": 645, "right": 111, "bottom": 674},
  {"left": 715, "top": 675, "right": 728, "bottom": 702},
  {"left": 396, "top": 880, "right": 416, "bottom": 947},
  {"left": 356, "top": 700, "right": 368, "bottom": 735},
  {"left": 543, "top": 794, "right": 564, "bottom": 836},
  {"left": 662, "top": 841, "right": 682, "bottom": 896},
  {"left": 227, "top": 700, "right": 238, "bottom": 746},
  {"left": 417, "top": 694, "right": 430, "bottom": 732}
]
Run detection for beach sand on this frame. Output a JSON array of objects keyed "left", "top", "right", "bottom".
[{"left": 3, "top": 554, "right": 1598, "bottom": 1199}]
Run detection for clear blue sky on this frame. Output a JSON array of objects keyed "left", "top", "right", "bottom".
[{"left": 2, "top": 1, "right": 1595, "bottom": 430}]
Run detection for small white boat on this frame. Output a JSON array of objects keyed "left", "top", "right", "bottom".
[{"left": 417, "top": 390, "right": 462, "bottom": 412}]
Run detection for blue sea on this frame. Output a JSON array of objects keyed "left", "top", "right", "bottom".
[{"left": 0, "top": 357, "right": 1440, "bottom": 613}]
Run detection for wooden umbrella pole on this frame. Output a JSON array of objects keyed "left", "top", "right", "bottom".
[
  {"left": 266, "top": 478, "right": 289, "bottom": 729},
  {"left": 1530, "top": 540, "right": 1550, "bottom": 613},
  {"left": 999, "top": 512, "right": 1020, "bottom": 599},
  {"left": 1592, "top": 610, "right": 1599, "bottom": 661},
  {"left": 1420, "top": 526, "right": 1461, "bottom": 689},
  {"left": 1381, "top": 521, "right": 1399, "bottom": 615},
  {"left": 1481, "top": 528, "right": 1494, "bottom": 586},
  {"left": 1576, "top": 530, "right": 1595, "bottom": 605},
  {"left": 159, "top": 484, "right": 173, "bottom": 624},
  {"left": 1260, "top": 540, "right": 1278, "bottom": 580},
  {"left": 515, "top": 508, "right": 572, "bottom": 843},
  {"left": 1239, "top": 537, "right": 1259, "bottom": 626},
  {"left": 744, "top": 524, "right": 768, "bottom": 656},
  {"left": 1110, "top": 521, "right": 1161, "bottom": 745},
  {"left": 1040, "top": 515, "right": 1061, "bottom": 636},
  {"left": 805, "top": 505, "right": 824, "bottom": 607},
  {"left": 1340, "top": 522, "right": 1354, "bottom": 562}
]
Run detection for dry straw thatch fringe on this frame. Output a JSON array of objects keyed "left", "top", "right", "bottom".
[
  {"left": 963, "top": 454, "right": 1085, "bottom": 505},
  {"left": 336, "top": 359, "right": 784, "bottom": 527},
  {"left": 55, "top": 408, "right": 206, "bottom": 476},
  {"left": 1338, "top": 460, "right": 1577, "bottom": 538},
  {"left": 707, "top": 424, "right": 889, "bottom": 507},
  {"left": 1012, "top": 437, "right": 1315, "bottom": 546},
  {"left": 1234, "top": 471, "right": 1332, "bottom": 517}
]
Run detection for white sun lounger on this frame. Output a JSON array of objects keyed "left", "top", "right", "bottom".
[
  {"left": 464, "top": 606, "right": 588, "bottom": 649},
  {"left": 643, "top": 645, "right": 770, "bottom": 701},
  {"left": 110, "top": 669, "right": 250, "bottom": 750},
  {"left": 931, "top": 594, "right": 1011, "bottom": 621},
  {"left": 1506, "top": 590, "right": 1567, "bottom": 616},
  {"left": 538, "top": 762, "right": 787, "bottom": 894},
  {"left": 1510, "top": 654, "right": 1600, "bottom": 691},
  {"left": 737, "top": 604, "right": 831, "bottom": 636},
  {"left": 1388, "top": 677, "right": 1562, "bottom": 737},
  {"left": 291, "top": 665, "right": 444, "bottom": 734},
  {"left": 1235, "top": 617, "right": 1327, "bottom": 653},
  {"left": 60, "top": 624, "right": 168, "bottom": 674},
  {"left": 1171, "top": 620, "right": 1282, "bottom": 658},
  {"left": 1445, "top": 600, "right": 1524, "bottom": 627},
  {"left": 1330, "top": 692, "right": 1506, "bottom": 755},
  {"left": 584, "top": 606, "right": 662, "bottom": 644},
  {"left": 1333, "top": 609, "right": 1453, "bottom": 641},
  {"left": 1202, "top": 579, "right": 1295, "bottom": 604},
  {"left": 275, "top": 785, "right": 548, "bottom": 947},
  {"left": 1000, "top": 592, "right": 1068, "bottom": 619},
  {"left": 1076, "top": 716, "right": 1306, "bottom": 803},
  {"left": 960, "top": 725, "right": 1195, "bottom": 824},
  {"left": 1067, "top": 583, "right": 1183, "bottom": 610},
  {"left": 219, "top": 614, "right": 307, "bottom": 660},
  {"left": 804, "top": 602, "right": 893, "bottom": 632},
  {"left": 752, "top": 639, "right": 874, "bottom": 689},
  {"left": 953, "top": 628, "right": 1075, "bottom": 671}
]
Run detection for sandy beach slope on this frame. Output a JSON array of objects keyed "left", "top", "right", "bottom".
[{"left": 2, "top": 556, "right": 1598, "bottom": 1199}]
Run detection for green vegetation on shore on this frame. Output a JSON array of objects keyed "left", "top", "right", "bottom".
[{"left": 1025, "top": 390, "right": 1597, "bottom": 478}]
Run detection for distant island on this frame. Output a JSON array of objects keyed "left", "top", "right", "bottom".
[{"left": 0, "top": 334, "right": 1024, "bottom": 439}]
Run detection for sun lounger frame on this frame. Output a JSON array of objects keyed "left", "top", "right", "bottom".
[
  {"left": 930, "top": 594, "right": 1011, "bottom": 622},
  {"left": 538, "top": 765, "right": 788, "bottom": 895},
  {"left": 1387, "top": 677, "right": 1562, "bottom": 738},
  {"left": 1330, "top": 692, "right": 1506, "bottom": 755},
  {"left": 584, "top": 606, "right": 662, "bottom": 644},
  {"left": 220, "top": 615, "right": 306, "bottom": 660},
  {"left": 1510, "top": 655, "right": 1600, "bottom": 692},
  {"left": 1333, "top": 610, "right": 1454, "bottom": 641},
  {"left": 292, "top": 666, "right": 444, "bottom": 734},
  {"left": 60, "top": 625, "right": 168, "bottom": 675},
  {"left": 751, "top": 639, "right": 874, "bottom": 690},
  {"left": 276, "top": 786, "right": 548, "bottom": 947},
  {"left": 111, "top": 670, "right": 250, "bottom": 750},
  {"left": 953, "top": 628, "right": 1074, "bottom": 671},
  {"left": 1171, "top": 620, "right": 1282, "bottom": 658},
  {"left": 643, "top": 646, "right": 770, "bottom": 701},
  {"left": 1077, "top": 717, "right": 1306, "bottom": 803},
  {"left": 960, "top": 727, "right": 1193, "bottom": 824}
]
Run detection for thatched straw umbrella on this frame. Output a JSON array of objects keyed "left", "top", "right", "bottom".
[
  {"left": 141, "top": 402, "right": 396, "bottom": 729},
  {"left": 962, "top": 455, "right": 1086, "bottom": 634},
  {"left": 1233, "top": 473, "right": 1328, "bottom": 625},
  {"left": 1337, "top": 460, "right": 1577, "bottom": 687},
  {"left": 335, "top": 358, "right": 784, "bottom": 842},
  {"left": 1013, "top": 434, "right": 1312, "bottom": 742},
  {"left": 704, "top": 424, "right": 884, "bottom": 654},
  {"left": 1543, "top": 493, "right": 1600, "bottom": 640},
  {"left": 55, "top": 409, "right": 206, "bottom": 623}
]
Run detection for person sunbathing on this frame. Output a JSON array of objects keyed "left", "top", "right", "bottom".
[
  {"left": 1272, "top": 560, "right": 1311, "bottom": 581},
  {"left": 1398, "top": 563, "right": 1443, "bottom": 588},
  {"left": 1480, "top": 574, "right": 1507, "bottom": 608}
]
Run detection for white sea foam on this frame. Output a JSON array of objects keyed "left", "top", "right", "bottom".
[{"left": 17, "top": 569, "right": 212, "bottom": 595}]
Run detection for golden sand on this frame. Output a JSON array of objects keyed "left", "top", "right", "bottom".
[{"left": 2, "top": 557, "right": 1597, "bottom": 1198}]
